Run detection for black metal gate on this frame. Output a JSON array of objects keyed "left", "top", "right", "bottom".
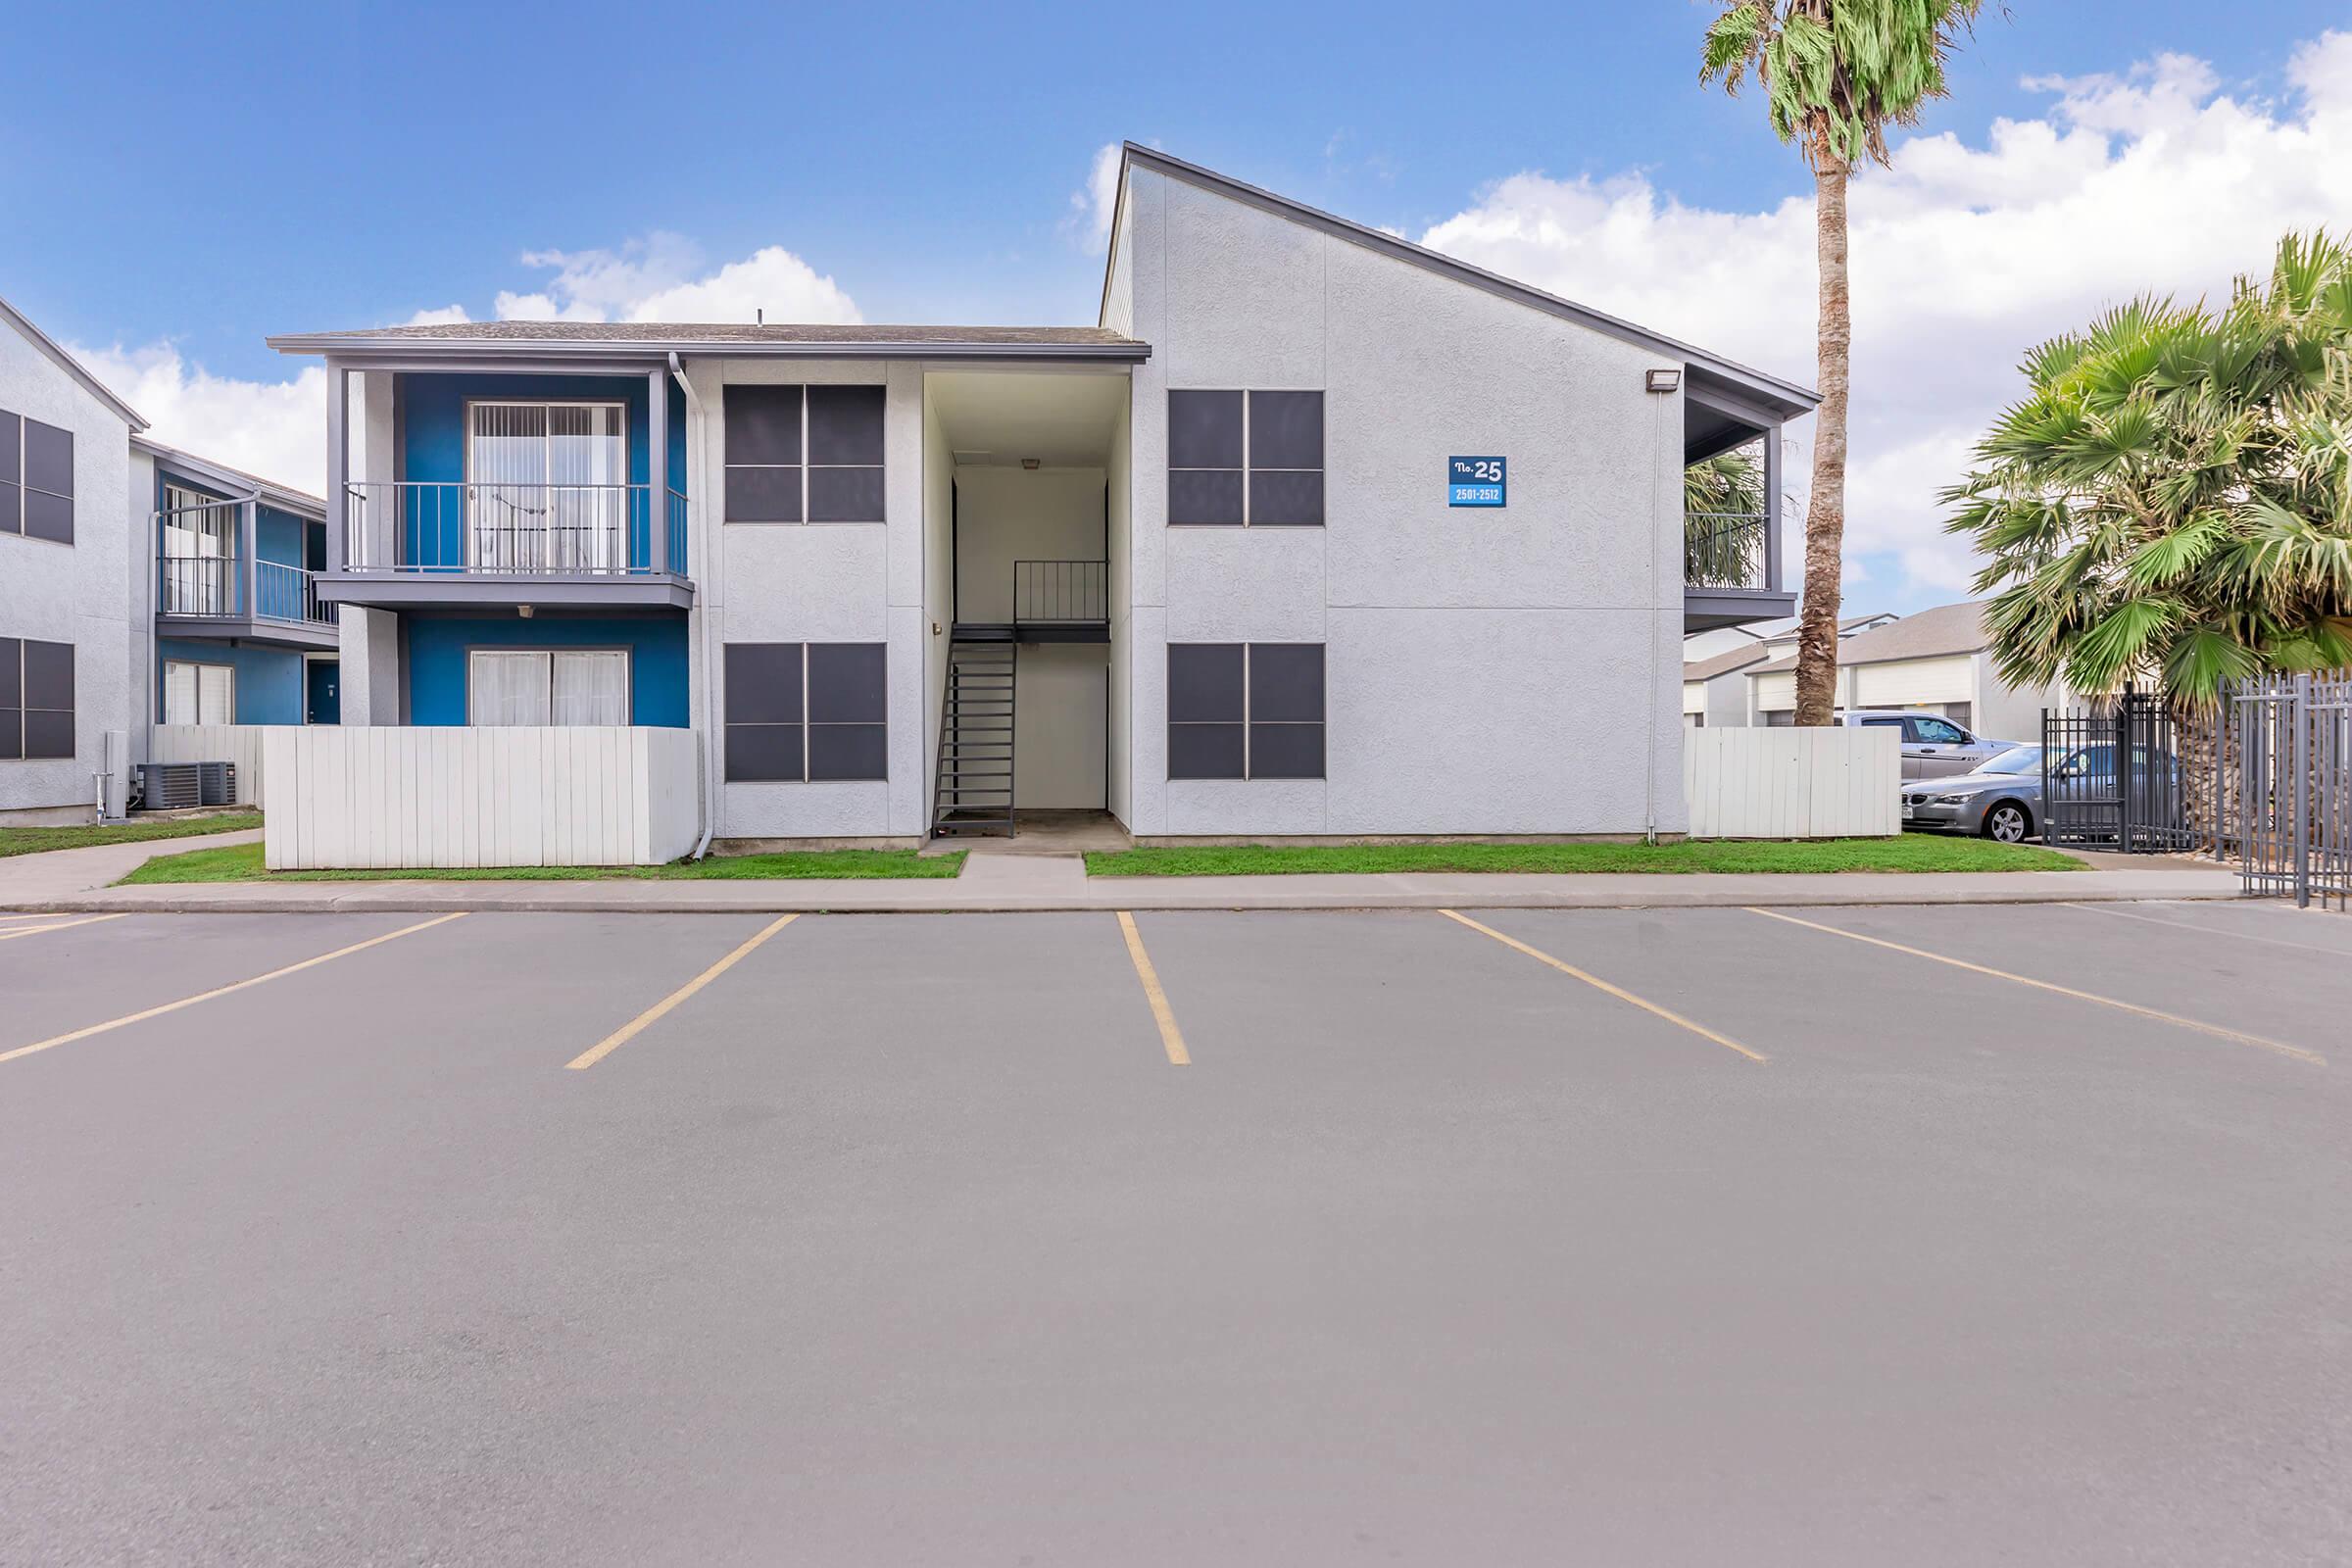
[
  {"left": 2222, "top": 671, "right": 2352, "bottom": 908},
  {"left": 2041, "top": 689, "right": 2194, "bottom": 853}
]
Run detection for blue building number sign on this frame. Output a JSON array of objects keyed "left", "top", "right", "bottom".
[{"left": 1448, "top": 455, "right": 1506, "bottom": 508}]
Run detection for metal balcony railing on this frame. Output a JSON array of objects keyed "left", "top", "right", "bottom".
[
  {"left": 1012, "top": 559, "right": 1108, "bottom": 623},
  {"left": 158, "top": 556, "right": 334, "bottom": 628},
  {"left": 1685, "top": 512, "right": 1770, "bottom": 591},
  {"left": 342, "top": 481, "right": 691, "bottom": 577}
]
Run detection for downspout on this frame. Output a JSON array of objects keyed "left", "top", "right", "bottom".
[
  {"left": 1644, "top": 378, "right": 1669, "bottom": 844},
  {"left": 670, "top": 352, "right": 719, "bottom": 859}
]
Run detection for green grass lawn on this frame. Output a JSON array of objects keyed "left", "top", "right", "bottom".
[
  {"left": 1085, "top": 836, "right": 2085, "bottom": 877},
  {"left": 0, "top": 811, "right": 262, "bottom": 859},
  {"left": 119, "top": 842, "right": 965, "bottom": 885}
]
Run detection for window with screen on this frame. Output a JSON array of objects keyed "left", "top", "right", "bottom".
[
  {"left": 1167, "top": 390, "right": 1323, "bottom": 526},
  {"left": 724, "top": 385, "right": 886, "bottom": 523},
  {"left": 724, "top": 642, "right": 887, "bottom": 781},
  {"left": 1166, "top": 642, "right": 1324, "bottom": 779},
  {"left": 464, "top": 649, "right": 630, "bottom": 726},
  {"left": 0, "top": 637, "right": 74, "bottom": 760},
  {"left": 163, "top": 660, "right": 236, "bottom": 725},
  {"left": 0, "top": 410, "right": 74, "bottom": 543}
]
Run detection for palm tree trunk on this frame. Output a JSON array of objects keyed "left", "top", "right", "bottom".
[{"left": 1794, "top": 157, "right": 1851, "bottom": 727}]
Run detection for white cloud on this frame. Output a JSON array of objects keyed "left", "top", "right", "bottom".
[
  {"left": 1064, "top": 142, "right": 1124, "bottom": 247},
  {"left": 71, "top": 340, "right": 327, "bottom": 494},
  {"left": 401, "top": 304, "right": 469, "bottom": 326},
  {"left": 1417, "top": 29, "right": 2352, "bottom": 607},
  {"left": 493, "top": 231, "right": 860, "bottom": 324}
]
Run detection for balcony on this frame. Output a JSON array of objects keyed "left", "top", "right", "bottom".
[
  {"left": 326, "top": 481, "right": 694, "bottom": 610},
  {"left": 155, "top": 497, "right": 339, "bottom": 651},
  {"left": 1010, "top": 559, "right": 1109, "bottom": 641}
]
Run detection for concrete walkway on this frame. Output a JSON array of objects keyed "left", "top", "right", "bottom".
[
  {"left": 0, "top": 829, "right": 2246, "bottom": 914},
  {"left": 0, "top": 827, "right": 262, "bottom": 906}
]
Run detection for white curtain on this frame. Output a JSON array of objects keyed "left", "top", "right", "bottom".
[
  {"left": 162, "top": 484, "right": 232, "bottom": 613},
  {"left": 164, "top": 661, "right": 234, "bottom": 725},
  {"left": 467, "top": 651, "right": 554, "bottom": 726},
  {"left": 468, "top": 403, "right": 626, "bottom": 572},
  {"left": 552, "top": 651, "right": 628, "bottom": 725},
  {"left": 467, "top": 649, "right": 629, "bottom": 726}
]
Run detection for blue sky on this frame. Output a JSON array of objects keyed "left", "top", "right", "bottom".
[{"left": 6, "top": 2, "right": 2348, "bottom": 612}]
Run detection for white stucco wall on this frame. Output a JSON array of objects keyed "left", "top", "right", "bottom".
[
  {"left": 1117, "top": 166, "right": 1689, "bottom": 838},
  {"left": 0, "top": 317, "right": 136, "bottom": 819},
  {"left": 953, "top": 466, "right": 1109, "bottom": 809},
  {"left": 696, "top": 357, "right": 927, "bottom": 842}
]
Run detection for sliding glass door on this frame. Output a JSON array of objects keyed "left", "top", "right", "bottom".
[{"left": 466, "top": 402, "right": 628, "bottom": 572}]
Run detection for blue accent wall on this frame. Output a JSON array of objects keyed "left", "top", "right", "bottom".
[
  {"left": 157, "top": 637, "right": 307, "bottom": 725},
  {"left": 401, "top": 612, "right": 691, "bottom": 727},
  {"left": 396, "top": 373, "right": 689, "bottom": 573}
]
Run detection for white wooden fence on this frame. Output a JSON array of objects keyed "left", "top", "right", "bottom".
[
  {"left": 149, "top": 724, "right": 286, "bottom": 806},
  {"left": 260, "top": 726, "right": 700, "bottom": 869},
  {"left": 1684, "top": 726, "right": 1900, "bottom": 839}
]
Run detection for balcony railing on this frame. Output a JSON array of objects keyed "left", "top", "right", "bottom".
[
  {"left": 1685, "top": 512, "right": 1770, "bottom": 591},
  {"left": 1013, "top": 559, "right": 1109, "bottom": 623},
  {"left": 342, "top": 482, "right": 690, "bottom": 577},
  {"left": 159, "top": 555, "right": 335, "bottom": 629}
]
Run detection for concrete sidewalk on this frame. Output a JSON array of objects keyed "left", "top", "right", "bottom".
[{"left": 0, "top": 833, "right": 2246, "bottom": 914}]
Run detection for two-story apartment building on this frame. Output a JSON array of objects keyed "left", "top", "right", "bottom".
[
  {"left": 269, "top": 146, "right": 1815, "bottom": 849},
  {"left": 2, "top": 294, "right": 340, "bottom": 823}
]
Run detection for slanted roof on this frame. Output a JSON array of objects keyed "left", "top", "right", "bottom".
[
  {"left": 0, "top": 293, "right": 147, "bottom": 430},
  {"left": 1751, "top": 601, "right": 1986, "bottom": 676},
  {"left": 267, "top": 320, "right": 1150, "bottom": 363},
  {"left": 134, "top": 435, "right": 323, "bottom": 519},
  {"left": 1106, "top": 144, "right": 1819, "bottom": 421},
  {"left": 1684, "top": 643, "right": 1774, "bottom": 683}
]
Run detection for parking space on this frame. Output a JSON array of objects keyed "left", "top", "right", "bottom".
[{"left": 3, "top": 901, "right": 2348, "bottom": 1566}]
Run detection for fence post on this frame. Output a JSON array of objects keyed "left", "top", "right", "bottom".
[{"left": 2292, "top": 671, "right": 2312, "bottom": 907}]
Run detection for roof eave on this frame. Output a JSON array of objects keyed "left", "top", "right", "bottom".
[
  {"left": 265, "top": 334, "right": 1151, "bottom": 365},
  {"left": 0, "top": 293, "right": 148, "bottom": 430},
  {"left": 134, "top": 435, "right": 325, "bottom": 517}
]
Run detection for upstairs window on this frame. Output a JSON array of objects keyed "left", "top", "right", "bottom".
[
  {"left": 1167, "top": 390, "right": 1323, "bottom": 526},
  {"left": 0, "top": 410, "right": 74, "bottom": 543},
  {"left": 724, "top": 385, "right": 886, "bottom": 523},
  {"left": 0, "top": 636, "right": 74, "bottom": 760},
  {"left": 1166, "top": 642, "right": 1324, "bottom": 779}
]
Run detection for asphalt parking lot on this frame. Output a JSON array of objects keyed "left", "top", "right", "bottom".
[{"left": 4, "top": 900, "right": 2349, "bottom": 1566}]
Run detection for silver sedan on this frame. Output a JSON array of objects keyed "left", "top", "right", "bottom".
[{"left": 1901, "top": 745, "right": 2045, "bottom": 843}]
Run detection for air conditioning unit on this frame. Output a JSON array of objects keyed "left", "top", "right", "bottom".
[{"left": 136, "top": 761, "right": 238, "bottom": 810}]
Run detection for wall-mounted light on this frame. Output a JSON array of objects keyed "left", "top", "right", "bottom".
[
  {"left": 1021, "top": 458, "right": 1042, "bottom": 470},
  {"left": 517, "top": 605, "right": 535, "bottom": 618},
  {"left": 1645, "top": 368, "right": 1682, "bottom": 394}
]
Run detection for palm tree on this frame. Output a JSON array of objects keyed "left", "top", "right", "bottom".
[
  {"left": 1945, "top": 230, "right": 2352, "bottom": 698},
  {"left": 1685, "top": 445, "right": 1769, "bottom": 588},
  {"left": 1701, "top": 0, "right": 1988, "bottom": 724}
]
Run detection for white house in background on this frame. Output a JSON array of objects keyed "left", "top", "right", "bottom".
[
  {"left": 1682, "top": 611, "right": 1897, "bottom": 728},
  {"left": 0, "top": 295, "right": 146, "bottom": 823},
  {"left": 1744, "top": 599, "right": 2065, "bottom": 742}
]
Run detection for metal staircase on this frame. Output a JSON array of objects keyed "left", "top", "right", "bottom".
[{"left": 931, "top": 628, "right": 1016, "bottom": 837}]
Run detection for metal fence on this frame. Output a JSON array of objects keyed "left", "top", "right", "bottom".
[
  {"left": 1012, "top": 559, "right": 1108, "bottom": 624},
  {"left": 2040, "top": 688, "right": 2195, "bottom": 854},
  {"left": 2222, "top": 671, "right": 2352, "bottom": 908},
  {"left": 1684, "top": 512, "right": 1768, "bottom": 591}
]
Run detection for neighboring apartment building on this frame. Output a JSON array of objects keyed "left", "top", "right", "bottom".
[
  {"left": 1681, "top": 612, "right": 1897, "bottom": 727},
  {"left": 141, "top": 439, "right": 338, "bottom": 727},
  {"left": 0, "top": 295, "right": 339, "bottom": 823},
  {"left": 0, "top": 296, "right": 144, "bottom": 823},
  {"left": 1744, "top": 599, "right": 2065, "bottom": 742},
  {"left": 269, "top": 145, "right": 1817, "bottom": 846}
]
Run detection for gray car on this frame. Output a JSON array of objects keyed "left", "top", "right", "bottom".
[{"left": 1900, "top": 744, "right": 2047, "bottom": 842}]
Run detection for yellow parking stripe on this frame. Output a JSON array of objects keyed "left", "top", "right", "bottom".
[
  {"left": 0, "top": 913, "right": 128, "bottom": 943},
  {"left": 1745, "top": 906, "right": 2327, "bottom": 1066},
  {"left": 1116, "top": 911, "right": 1191, "bottom": 1065},
  {"left": 0, "top": 913, "right": 467, "bottom": 1068},
  {"left": 1440, "top": 909, "right": 1766, "bottom": 1063},
  {"left": 565, "top": 913, "right": 799, "bottom": 1071}
]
